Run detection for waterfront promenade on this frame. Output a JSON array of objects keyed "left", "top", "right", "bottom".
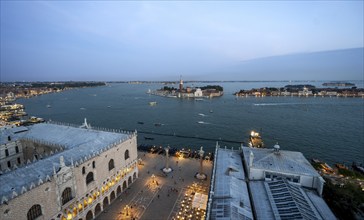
[{"left": 96, "top": 151, "right": 212, "bottom": 220}]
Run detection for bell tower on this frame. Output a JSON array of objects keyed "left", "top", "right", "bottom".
[{"left": 179, "top": 75, "right": 183, "bottom": 91}]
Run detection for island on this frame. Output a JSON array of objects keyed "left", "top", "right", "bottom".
[
  {"left": 149, "top": 77, "right": 223, "bottom": 99},
  {"left": 234, "top": 84, "right": 364, "bottom": 98}
]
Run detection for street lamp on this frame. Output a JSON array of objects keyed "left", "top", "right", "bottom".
[
  {"left": 124, "top": 205, "right": 130, "bottom": 216},
  {"left": 152, "top": 174, "right": 155, "bottom": 184}
]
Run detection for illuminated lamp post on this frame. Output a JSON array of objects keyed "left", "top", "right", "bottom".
[{"left": 152, "top": 174, "right": 155, "bottom": 184}]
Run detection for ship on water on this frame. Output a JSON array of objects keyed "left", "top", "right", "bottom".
[{"left": 249, "top": 130, "right": 264, "bottom": 148}]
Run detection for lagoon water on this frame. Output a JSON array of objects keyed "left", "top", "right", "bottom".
[{"left": 18, "top": 81, "right": 364, "bottom": 166}]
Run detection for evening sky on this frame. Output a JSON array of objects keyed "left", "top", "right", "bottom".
[{"left": 1, "top": 1, "right": 363, "bottom": 81}]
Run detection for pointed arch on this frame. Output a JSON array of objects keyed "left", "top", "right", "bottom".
[
  {"left": 110, "top": 191, "right": 116, "bottom": 201},
  {"left": 122, "top": 181, "right": 127, "bottom": 190},
  {"left": 86, "top": 172, "right": 94, "bottom": 185},
  {"left": 85, "top": 210, "right": 93, "bottom": 220},
  {"left": 124, "top": 149, "right": 130, "bottom": 160},
  {"left": 103, "top": 196, "right": 109, "bottom": 208},
  {"left": 94, "top": 203, "right": 101, "bottom": 217},
  {"left": 27, "top": 204, "right": 42, "bottom": 220},
  {"left": 61, "top": 187, "right": 73, "bottom": 205},
  {"left": 128, "top": 176, "right": 132, "bottom": 185},
  {"left": 108, "top": 159, "right": 115, "bottom": 171}
]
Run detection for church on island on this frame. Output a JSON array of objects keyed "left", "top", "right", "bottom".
[{"left": 150, "top": 76, "right": 224, "bottom": 99}]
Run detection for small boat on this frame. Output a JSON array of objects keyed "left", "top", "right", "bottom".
[
  {"left": 197, "top": 121, "right": 205, "bottom": 124},
  {"left": 137, "top": 121, "right": 144, "bottom": 125},
  {"left": 144, "top": 137, "right": 154, "bottom": 140},
  {"left": 209, "top": 110, "right": 213, "bottom": 113},
  {"left": 149, "top": 101, "right": 157, "bottom": 106},
  {"left": 198, "top": 113, "right": 206, "bottom": 117},
  {"left": 352, "top": 162, "right": 364, "bottom": 175},
  {"left": 46, "top": 105, "right": 51, "bottom": 108},
  {"left": 107, "top": 106, "right": 111, "bottom": 108},
  {"left": 154, "top": 123, "right": 163, "bottom": 126},
  {"left": 335, "top": 163, "right": 348, "bottom": 170}
]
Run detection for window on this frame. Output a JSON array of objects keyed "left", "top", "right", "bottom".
[
  {"left": 108, "top": 159, "right": 115, "bottom": 171},
  {"left": 17, "top": 157, "right": 21, "bottom": 164},
  {"left": 86, "top": 172, "right": 94, "bottom": 185},
  {"left": 5, "top": 149, "right": 9, "bottom": 157},
  {"left": 92, "top": 161, "right": 96, "bottom": 168},
  {"left": 27, "top": 204, "right": 42, "bottom": 220},
  {"left": 82, "top": 167, "right": 85, "bottom": 175},
  {"left": 124, "top": 150, "right": 130, "bottom": 160},
  {"left": 61, "top": 187, "right": 72, "bottom": 205},
  {"left": 7, "top": 161, "right": 11, "bottom": 168},
  {"left": 15, "top": 146, "right": 19, "bottom": 153}
]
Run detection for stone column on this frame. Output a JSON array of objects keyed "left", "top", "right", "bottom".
[
  {"left": 196, "top": 146, "right": 207, "bottom": 180},
  {"left": 163, "top": 146, "right": 172, "bottom": 173}
]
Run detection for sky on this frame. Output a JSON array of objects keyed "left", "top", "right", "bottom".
[{"left": 0, "top": 1, "right": 363, "bottom": 81}]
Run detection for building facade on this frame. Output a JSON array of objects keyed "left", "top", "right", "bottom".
[{"left": 0, "top": 122, "right": 139, "bottom": 220}]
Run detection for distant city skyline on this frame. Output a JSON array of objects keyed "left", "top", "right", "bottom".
[{"left": 1, "top": 1, "right": 363, "bottom": 82}]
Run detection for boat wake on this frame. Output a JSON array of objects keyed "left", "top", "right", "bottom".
[
  {"left": 253, "top": 103, "right": 306, "bottom": 106},
  {"left": 198, "top": 113, "right": 207, "bottom": 117},
  {"left": 197, "top": 121, "right": 211, "bottom": 124}
]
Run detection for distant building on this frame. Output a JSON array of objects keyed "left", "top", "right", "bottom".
[
  {"left": 194, "top": 88, "right": 203, "bottom": 97},
  {"left": 207, "top": 143, "right": 335, "bottom": 220},
  {"left": 298, "top": 87, "right": 313, "bottom": 96},
  {"left": 0, "top": 122, "right": 138, "bottom": 220},
  {"left": 179, "top": 75, "right": 184, "bottom": 91}
]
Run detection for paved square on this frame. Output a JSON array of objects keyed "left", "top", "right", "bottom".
[{"left": 95, "top": 151, "right": 212, "bottom": 220}]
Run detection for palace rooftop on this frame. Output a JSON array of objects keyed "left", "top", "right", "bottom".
[{"left": 0, "top": 122, "right": 134, "bottom": 203}]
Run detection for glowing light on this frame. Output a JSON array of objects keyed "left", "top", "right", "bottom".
[
  {"left": 67, "top": 212, "right": 73, "bottom": 220},
  {"left": 88, "top": 197, "right": 93, "bottom": 204}
]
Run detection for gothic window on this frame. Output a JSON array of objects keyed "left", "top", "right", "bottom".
[
  {"left": 15, "top": 146, "right": 19, "bottom": 153},
  {"left": 86, "top": 172, "right": 94, "bottom": 185},
  {"left": 5, "top": 149, "right": 9, "bottom": 157},
  {"left": 82, "top": 167, "right": 85, "bottom": 175},
  {"left": 27, "top": 204, "right": 42, "bottom": 220},
  {"left": 61, "top": 187, "right": 72, "bottom": 205},
  {"left": 7, "top": 161, "right": 11, "bottom": 168},
  {"left": 124, "top": 150, "right": 130, "bottom": 160},
  {"left": 92, "top": 161, "right": 96, "bottom": 168},
  {"left": 108, "top": 159, "right": 115, "bottom": 171}
]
